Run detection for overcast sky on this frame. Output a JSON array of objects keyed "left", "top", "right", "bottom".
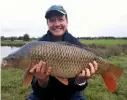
[{"left": 0, "top": 0, "right": 127, "bottom": 38}]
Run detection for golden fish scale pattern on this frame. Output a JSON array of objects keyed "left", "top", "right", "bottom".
[
  {"left": 96, "top": 57, "right": 110, "bottom": 73},
  {"left": 29, "top": 42, "right": 106, "bottom": 78}
]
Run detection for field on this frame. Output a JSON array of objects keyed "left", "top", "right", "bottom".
[
  {"left": 1, "top": 39, "right": 127, "bottom": 100},
  {"left": 85, "top": 54, "right": 127, "bottom": 100},
  {"left": 80, "top": 39, "right": 127, "bottom": 45},
  {"left": 1, "top": 40, "right": 28, "bottom": 46},
  {"left": 1, "top": 39, "right": 127, "bottom": 46},
  {"left": 1, "top": 40, "right": 35, "bottom": 46}
]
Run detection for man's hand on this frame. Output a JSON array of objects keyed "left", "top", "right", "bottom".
[
  {"left": 30, "top": 61, "right": 52, "bottom": 87},
  {"left": 75, "top": 61, "right": 98, "bottom": 85}
]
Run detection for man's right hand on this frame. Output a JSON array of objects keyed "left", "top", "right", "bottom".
[{"left": 30, "top": 60, "right": 52, "bottom": 87}]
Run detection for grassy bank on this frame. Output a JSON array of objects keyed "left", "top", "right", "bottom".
[
  {"left": 80, "top": 39, "right": 127, "bottom": 46},
  {"left": 1, "top": 69, "right": 31, "bottom": 100},
  {"left": 1, "top": 39, "right": 127, "bottom": 46},
  {"left": 1, "top": 40, "right": 32, "bottom": 46},
  {"left": 85, "top": 54, "right": 127, "bottom": 100},
  {"left": 1, "top": 54, "right": 127, "bottom": 100}
]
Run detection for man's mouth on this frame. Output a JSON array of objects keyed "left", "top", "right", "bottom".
[
  {"left": 53, "top": 28, "right": 63, "bottom": 32},
  {"left": 55, "top": 29, "right": 61, "bottom": 31}
]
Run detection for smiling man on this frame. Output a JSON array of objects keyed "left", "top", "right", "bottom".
[{"left": 26, "top": 5, "right": 98, "bottom": 100}]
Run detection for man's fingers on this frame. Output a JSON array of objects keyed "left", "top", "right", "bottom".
[
  {"left": 82, "top": 70, "right": 86, "bottom": 76},
  {"left": 89, "top": 63, "right": 95, "bottom": 74},
  {"left": 80, "top": 70, "right": 86, "bottom": 76},
  {"left": 36, "top": 62, "right": 42, "bottom": 73},
  {"left": 85, "top": 68, "right": 91, "bottom": 77},
  {"left": 93, "top": 60, "right": 98, "bottom": 71},
  {"left": 46, "top": 67, "right": 52, "bottom": 75},
  {"left": 29, "top": 60, "right": 46, "bottom": 74},
  {"left": 40, "top": 61, "right": 46, "bottom": 74},
  {"left": 30, "top": 64, "right": 37, "bottom": 73}
]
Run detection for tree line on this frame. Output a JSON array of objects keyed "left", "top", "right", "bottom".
[
  {"left": 1, "top": 34, "right": 127, "bottom": 41},
  {"left": 1, "top": 34, "right": 38, "bottom": 41},
  {"left": 77, "top": 36, "right": 127, "bottom": 40}
]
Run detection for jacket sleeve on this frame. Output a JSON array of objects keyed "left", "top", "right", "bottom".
[
  {"left": 31, "top": 76, "right": 88, "bottom": 95},
  {"left": 68, "top": 78, "right": 88, "bottom": 91},
  {"left": 31, "top": 76, "right": 52, "bottom": 97}
]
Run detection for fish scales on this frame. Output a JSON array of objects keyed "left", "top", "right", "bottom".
[
  {"left": 2, "top": 41, "right": 123, "bottom": 92},
  {"left": 29, "top": 42, "right": 100, "bottom": 78}
]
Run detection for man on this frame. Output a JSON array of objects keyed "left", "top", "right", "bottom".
[{"left": 27, "top": 5, "right": 98, "bottom": 100}]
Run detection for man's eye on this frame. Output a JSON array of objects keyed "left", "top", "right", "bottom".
[
  {"left": 59, "top": 19, "right": 63, "bottom": 21},
  {"left": 50, "top": 20, "right": 55, "bottom": 22}
]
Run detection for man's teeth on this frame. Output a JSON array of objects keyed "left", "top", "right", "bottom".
[{"left": 54, "top": 29, "right": 61, "bottom": 31}]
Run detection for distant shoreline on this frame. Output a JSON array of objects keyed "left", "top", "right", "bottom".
[
  {"left": 1, "top": 39, "right": 127, "bottom": 46},
  {"left": 1, "top": 39, "right": 127, "bottom": 58}
]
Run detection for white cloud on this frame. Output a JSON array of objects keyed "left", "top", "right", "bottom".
[{"left": 0, "top": 0, "right": 127, "bottom": 37}]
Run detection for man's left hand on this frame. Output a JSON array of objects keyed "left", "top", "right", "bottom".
[{"left": 75, "top": 61, "right": 98, "bottom": 85}]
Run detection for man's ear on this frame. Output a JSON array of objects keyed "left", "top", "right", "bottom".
[
  {"left": 67, "top": 19, "right": 68, "bottom": 23},
  {"left": 46, "top": 19, "right": 48, "bottom": 25},
  {"left": 66, "top": 19, "right": 68, "bottom": 27}
]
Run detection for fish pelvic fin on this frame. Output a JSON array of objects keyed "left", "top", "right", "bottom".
[
  {"left": 22, "top": 61, "right": 34, "bottom": 89},
  {"left": 55, "top": 76, "right": 68, "bottom": 85},
  {"left": 101, "top": 64, "right": 124, "bottom": 93},
  {"left": 22, "top": 71, "right": 33, "bottom": 89}
]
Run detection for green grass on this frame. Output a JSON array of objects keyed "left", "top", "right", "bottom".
[
  {"left": 80, "top": 39, "right": 127, "bottom": 46},
  {"left": 1, "top": 40, "right": 33, "bottom": 46},
  {"left": 1, "top": 68, "right": 32, "bottom": 100},
  {"left": 1, "top": 39, "right": 127, "bottom": 46},
  {"left": 85, "top": 54, "right": 127, "bottom": 100},
  {"left": 1, "top": 54, "right": 127, "bottom": 100}
]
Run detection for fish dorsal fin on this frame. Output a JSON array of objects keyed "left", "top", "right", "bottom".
[
  {"left": 55, "top": 41, "right": 100, "bottom": 56},
  {"left": 55, "top": 41, "right": 85, "bottom": 49}
]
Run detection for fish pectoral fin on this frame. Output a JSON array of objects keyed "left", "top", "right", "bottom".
[
  {"left": 22, "top": 71, "right": 33, "bottom": 89},
  {"left": 55, "top": 76, "right": 68, "bottom": 85},
  {"left": 101, "top": 72, "right": 117, "bottom": 93}
]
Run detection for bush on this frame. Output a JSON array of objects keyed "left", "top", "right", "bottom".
[{"left": 23, "top": 34, "right": 30, "bottom": 41}]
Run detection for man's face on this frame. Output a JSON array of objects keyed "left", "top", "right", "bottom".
[{"left": 47, "top": 15, "right": 68, "bottom": 36}]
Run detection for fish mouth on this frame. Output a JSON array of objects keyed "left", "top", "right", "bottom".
[{"left": 1, "top": 60, "right": 8, "bottom": 68}]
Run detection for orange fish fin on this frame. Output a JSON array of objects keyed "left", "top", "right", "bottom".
[
  {"left": 101, "top": 72, "right": 117, "bottom": 92},
  {"left": 22, "top": 70, "right": 33, "bottom": 89},
  {"left": 108, "top": 64, "right": 123, "bottom": 79},
  {"left": 55, "top": 76, "right": 68, "bottom": 85}
]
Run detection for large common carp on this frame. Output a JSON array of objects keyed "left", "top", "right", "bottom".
[{"left": 1, "top": 41, "right": 123, "bottom": 92}]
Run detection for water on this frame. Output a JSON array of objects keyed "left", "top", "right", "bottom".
[{"left": 1, "top": 46, "right": 20, "bottom": 59}]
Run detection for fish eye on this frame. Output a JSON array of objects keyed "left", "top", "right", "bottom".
[{"left": 10, "top": 56, "right": 16, "bottom": 60}]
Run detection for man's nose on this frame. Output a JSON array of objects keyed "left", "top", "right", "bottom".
[{"left": 54, "top": 20, "right": 60, "bottom": 26}]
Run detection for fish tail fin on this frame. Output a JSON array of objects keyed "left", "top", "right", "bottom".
[
  {"left": 101, "top": 64, "right": 123, "bottom": 92},
  {"left": 107, "top": 64, "right": 123, "bottom": 79},
  {"left": 22, "top": 71, "right": 33, "bottom": 89}
]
